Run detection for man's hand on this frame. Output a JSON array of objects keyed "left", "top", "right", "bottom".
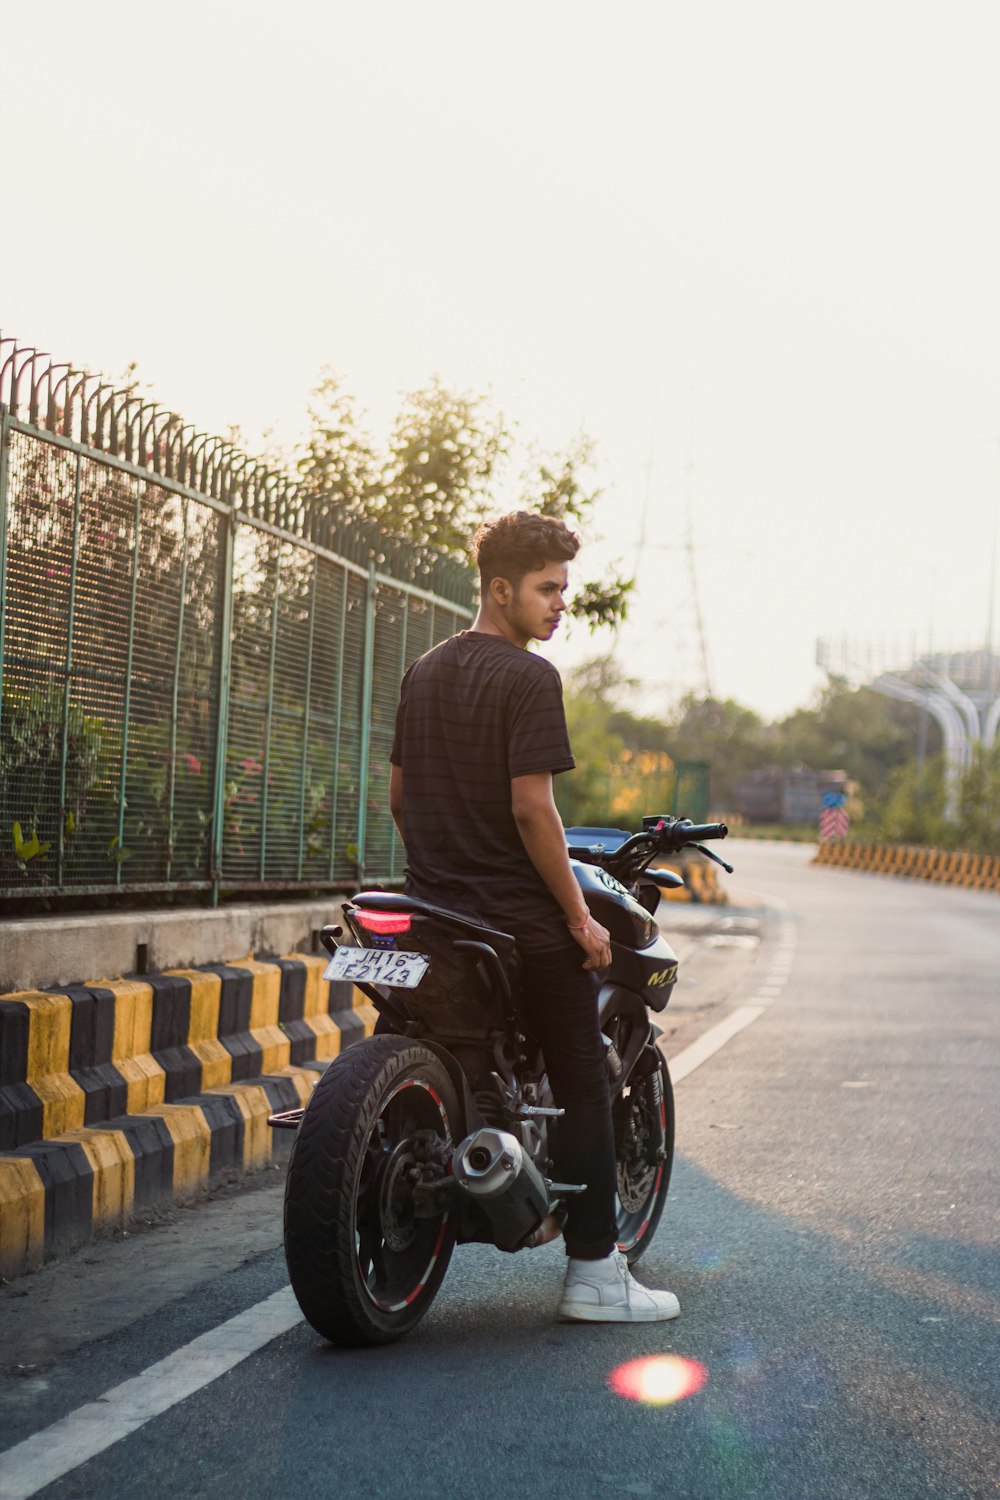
[{"left": 570, "top": 913, "right": 612, "bottom": 972}]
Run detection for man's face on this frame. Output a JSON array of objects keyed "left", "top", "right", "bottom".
[{"left": 501, "top": 560, "right": 570, "bottom": 646}]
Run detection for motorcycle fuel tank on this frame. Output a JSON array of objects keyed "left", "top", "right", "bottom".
[{"left": 572, "top": 861, "right": 658, "bottom": 948}]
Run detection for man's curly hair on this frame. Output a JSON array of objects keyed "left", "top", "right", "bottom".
[{"left": 474, "top": 511, "right": 580, "bottom": 587}]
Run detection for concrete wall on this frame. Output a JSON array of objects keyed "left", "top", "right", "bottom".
[{"left": 1, "top": 897, "right": 349, "bottom": 994}]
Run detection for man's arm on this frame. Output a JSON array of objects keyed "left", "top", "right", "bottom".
[
  {"left": 511, "top": 772, "right": 611, "bottom": 971},
  {"left": 390, "top": 763, "right": 404, "bottom": 841}
]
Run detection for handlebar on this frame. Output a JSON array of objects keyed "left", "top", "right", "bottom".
[
  {"left": 568, "top": 815, "right": 733, "bottom": 880},
  {"left": 662, "top": 820, "right": 729, "bottom": 844}
]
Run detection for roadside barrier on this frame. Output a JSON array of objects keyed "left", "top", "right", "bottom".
[
  {"left": 0, "top": 955, "right": 377, "bottom": 1281},
  {"left": 658, "top": 851, "right": 728, "bottom": 905},
  {"left": 813, "top": 841, "right": 1000, "bottom": 890}
]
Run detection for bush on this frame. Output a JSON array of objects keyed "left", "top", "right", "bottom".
[{"left": 0, "top": 684, "right": 107, "bottom": 881}]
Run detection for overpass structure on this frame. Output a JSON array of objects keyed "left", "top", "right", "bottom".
[{"left": 816, "top": 637, "right": 1000, "bottom": 818}]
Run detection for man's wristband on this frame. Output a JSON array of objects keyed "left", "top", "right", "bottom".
[{"left": 566, "top": 914, "right": 590, "bottom": 932}]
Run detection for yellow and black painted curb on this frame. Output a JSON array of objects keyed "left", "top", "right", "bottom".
[
  {"left": 0, "top": 953, "right": 377, "bottom": 1281},
  {"left": 657, "top": 851, "right": 728, "bottom": 905},
  {"left": 813, "top": 840, "right": 1000, "bottom": 890}
]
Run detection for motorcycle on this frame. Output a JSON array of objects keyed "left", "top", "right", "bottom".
[{"left": 269, "top": 814, "right": 731, "bottom": 1347}]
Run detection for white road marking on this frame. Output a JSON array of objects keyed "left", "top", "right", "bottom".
[
  {"left": 0, "top": 1287, "right": 303, "bottom": 1500},
  {"left": 1, "top": 917, "right": 797, "bottom": 1497},
  {"left": 667, "top": 1005, "right": 767, "bottom": 1082},
  {"left": 667, "top": 914, "right": 797, "bottom": 1078}
]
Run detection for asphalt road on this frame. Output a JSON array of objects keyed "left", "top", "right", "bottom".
[{"left": 2, "top": 841, "right": 998, "bottom": 1500}]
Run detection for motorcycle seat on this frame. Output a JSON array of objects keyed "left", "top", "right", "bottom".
[{"left": 349, "top": 890, "right": 517, "bottom": 956}]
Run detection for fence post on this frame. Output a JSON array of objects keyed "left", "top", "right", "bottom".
[
  {"left": 355, "top": 562, "right": 377, "bottom": 887},
  {"left": 296, "top": 561, "right": 318, "bottom": 880},
  {"left": 389, "top": 594, "right": 409, "bottom": 880},
  {"left": 0, "top": 406, "right": 10, "bottom": 741},
  {"left": 259, "top": 545, "right": 283, "bottom": 880},
  {"left": 57, "top": 451, "right": 83, "bottom": 884},
  {"left": 115, "top": 483, "right": 143, "bottom": 885},
  {"left": 164, "top": 500, "right": 191, "bottom": 884},
  {"left": 210, "top": 510, "right": 236, "bottom": 906},
  {"left": 327, "top": 566, "right": 349, "bottom": 882}
]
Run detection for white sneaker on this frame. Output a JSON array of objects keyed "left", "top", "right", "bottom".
[{"left": 558, "top": 1250, "right": 680, "bottom": 1323}]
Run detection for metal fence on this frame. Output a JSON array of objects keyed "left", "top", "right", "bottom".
[{"left": 0, "top": 334, "right": 475, "bottom": 904}]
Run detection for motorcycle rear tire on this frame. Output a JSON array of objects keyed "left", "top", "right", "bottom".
[
  {"left": 614, "top": 1055, "right": 675, "bottom": 1264},
  {"left": 284, "top": 1035, "right": 460, "bottom": 1347}
]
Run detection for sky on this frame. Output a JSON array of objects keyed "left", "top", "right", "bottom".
[{"left": 3, "top": 0, "right": 999, "bottom": 720}]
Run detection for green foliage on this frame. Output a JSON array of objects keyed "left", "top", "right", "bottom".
[
  {"left": 558, "top": 689, "right": 629, "bottom": 827},
  {"left": 381, "top": 378, "right": 510, "bottom": 553},
  {"left": 867, "top": 744, "right": 1000, "bottom": 855},
  {"left": 955, "top": 742, "right": 1000, "bottom": 853},
  {"left": 660, "top": 693, "right": 768, "bottom": 807},
  {"left": 570, "top": 575, "right": 635, "bottom": 631},
  {"left": 874, "top": 754, "right": 951, "bottom": 847},
  {"left": 557, "top": 657, "right": 706, "bottom": 826},
  {"left": 768, "top": 679, "right": 936, "bottom": 798},
  {"left": 296, "top": 370, "right": 379, "bottom": 527},
  {"left": 12, "top": 821, "right": 51, "bottom": 865},
  {"left": 113, "top": 722, "right": 211, "bottom": 879},
  {"left": 558, "top": 665, "right": 964, "bottom": 840},
  {"left": 1, "top": 684, "right": 107, "bottom": 879}
]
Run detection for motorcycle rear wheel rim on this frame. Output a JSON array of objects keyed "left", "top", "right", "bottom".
[{"left": 354, "top": 1076, "right": 452, "bottom": 1313}]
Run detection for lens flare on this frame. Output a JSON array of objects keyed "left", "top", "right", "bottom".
[{"left": 608, "top": 1355, "right": 708, "bottom": 1406}]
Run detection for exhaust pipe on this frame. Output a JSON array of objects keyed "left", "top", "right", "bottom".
[{"left": 452, "top": 1127, "right": 550, "bottom": 1252}]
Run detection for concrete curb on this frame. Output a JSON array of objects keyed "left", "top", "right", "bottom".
[
  {"left": 657, "top": 850, "right": 728, "bottom": 905},
  {"left": 0, "top": 953, "right": 377, "bottom": 1281}
]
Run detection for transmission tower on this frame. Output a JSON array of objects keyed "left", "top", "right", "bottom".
[{"left": 635, "top": 447, "right": 725, "bottom": 700}]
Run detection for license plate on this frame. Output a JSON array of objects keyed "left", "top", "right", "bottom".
[{"left": 322, "top": 947, "right": 430, "bottom": 988}]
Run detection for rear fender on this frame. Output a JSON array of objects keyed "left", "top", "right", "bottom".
[{"left": 414, "top": 1037, "right": 485, "bottom": 1140}]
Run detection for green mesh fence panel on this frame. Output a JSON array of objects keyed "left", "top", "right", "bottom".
[
  {"left": 262, "top": 542, "right": 313, "bottom": 880},
  {"left": 299, "top": 557, "right": 352, "bottom": 883},
  {"left": 1, "top": 431, "right": 84, "bottom": 889},
  {"left": 0, "top": 397, "right": 474, "bottom": 901},
  {"left": 674, "top": 760, "right": 711, "bottom": 823}
]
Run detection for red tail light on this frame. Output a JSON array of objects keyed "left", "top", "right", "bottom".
[{"left": 355, "top": 910, "right": 412, "bottom": 935}]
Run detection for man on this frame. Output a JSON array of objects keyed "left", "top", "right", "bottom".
[{"left": 389, "top": 510, "right": 679, "bottom": 1323}]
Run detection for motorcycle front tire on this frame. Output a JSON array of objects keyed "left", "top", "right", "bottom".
[
  {"left": 614, "top": 1054, "right": 675, "bottom": 1264},
  {"left": 284, "top": 1034, "right": 460, "bottom": 1347}
]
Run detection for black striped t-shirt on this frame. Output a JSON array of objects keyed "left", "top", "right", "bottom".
[{"left": 390, "top": 630, "right": 575, "bottom": 949}]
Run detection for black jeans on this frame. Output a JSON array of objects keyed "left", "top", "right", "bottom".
[{"left": 516, "top": 941, "right": 618, "bottom": 1260}]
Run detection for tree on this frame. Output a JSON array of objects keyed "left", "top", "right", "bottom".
[
  {"left": 661, "top": 694, "right": 769, "bottom": 807},
  {"left": 295, "top": 373, "right": 633, "bottom": 631},
  {"left": 557, "top": 658, "right": 681, "bottom": 826},
  {"left": 954, "top": 742, "right": 1000, "bottom": 854},
  {"left": 295, "top": 370, "right": 378, "bottom": 527},
  {"left": 380, "top": 377, "right": 509, "bottom": 552},
  {"left": 769, "top": 679, "right": 939, "bottom": 800},
  {"left": 876, "top": 754, "right": 950, "bottom": 847}
]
